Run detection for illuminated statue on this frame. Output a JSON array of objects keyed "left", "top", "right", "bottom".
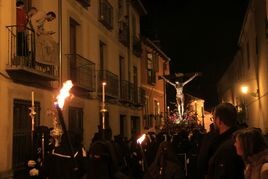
[{"left": 160, "top": 73, "right": 200, "bottom": 119}]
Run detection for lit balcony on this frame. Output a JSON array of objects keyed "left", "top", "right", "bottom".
[
  {"left": 66, "top": 54, "right": 96, "bottom": 97},
  {"left": 98, "top": 70, "right": 119, "bottom": 99},
  {"left": 5, "top": 25, "right": 58, "bottom": 88}
]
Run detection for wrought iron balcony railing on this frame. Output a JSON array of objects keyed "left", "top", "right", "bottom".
[
  {"left": 120, "top": 80, "right": 130, "bottom": 102},
  {"left": 66, "top": 54, "right": 96, "bottom": 92},
  {"left": 98, "top": 70, "right": 119, "bottom": 98},
  {"left": 129, "top": 83, "right": 146, "bottom": 107},
  {"left": 5, "top": 25, "right": 58, "bottom": 83}
]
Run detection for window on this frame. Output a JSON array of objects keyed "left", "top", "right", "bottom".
[
  {"left": 99, "top": 41, "right": 106, "bottom": 71},
  {"left": 153, "top": 54, "right": 159, "bottom": 72},
  {"left": 119, "top": 56, "right": 125, "bottom": 81},
  {"left": 133, "top": 66, "right": 138, "bottom": 103},
  {"left": 120, "top": 114, "right": 127, "bottom": 137},
  {"left": 13, "top": 99, "right": 40, "bottom": 174},
  {"left": 99, "top": 0, "right": 113, "bottom": 30},
  {"left": 68, "top": 107, "right": 83, "bottom": 139},
  {"left": 147, "top": 52, "right": 156, "bottom": 84}
]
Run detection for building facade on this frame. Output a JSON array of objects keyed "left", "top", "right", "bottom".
[
  {"left": 140, "top": 38, "right": 170, "bottom": 132},
  {"left": 218, "top": 0, "right": 268, "bottom": 133},
  {"left": 0, "top": 0, "right": 149, "bottom": 176}
]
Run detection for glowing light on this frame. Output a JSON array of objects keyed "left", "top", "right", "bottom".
[
  {"left": 241, "top": 85, "right": 249, "bottom": 94},
  {"left": 137, "top": 134, "right": 146, "bottom": 144},
  {"left": 55, "top": 80, "right": 73, "bottom": 108}
]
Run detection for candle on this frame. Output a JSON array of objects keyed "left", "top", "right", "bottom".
[
  {"left": 102, "top": 82, "right": 106, "bottom": 103},
  {"left": 157, "top": 102, "right": 160, "bottom": 114},
  {"left": 31, "top": 91, "right": 34, "bottom": 106},
  {"left": 201, "top": 106, "right": 204, "bottom": 117}
]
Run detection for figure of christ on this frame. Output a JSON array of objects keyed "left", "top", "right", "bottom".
[{"left": 160, "top": 73, "right": 199, "bottom": 119}]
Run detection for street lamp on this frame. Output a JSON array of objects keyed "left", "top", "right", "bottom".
[
  {"left": 241, "top": 85, "right": 249, "bottom": 94},
  {"left": 240, "top": 85, "right": 259, "bottom": 98}
]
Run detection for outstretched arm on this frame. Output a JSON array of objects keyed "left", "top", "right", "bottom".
[
  {"left": 182, "top": 73, "right": 199, "bottom": 86},
  {"left": 159, "top": 76, "right": 176, "bottom": 88}
]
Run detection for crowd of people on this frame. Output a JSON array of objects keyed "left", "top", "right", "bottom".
[{"left": 23, "top": 102, "right": 268, "bottom": 179}]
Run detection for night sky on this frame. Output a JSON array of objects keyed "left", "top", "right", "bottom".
[{"left": 140, "top": 0, "right": 249, "bottom": 109}]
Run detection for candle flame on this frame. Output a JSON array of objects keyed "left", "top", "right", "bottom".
[
  {"left": 137, "top": 134, "right": 146, "bottom": 144},
  {"left": 55, "top": 80, "right": 73, "bottom": 108}
]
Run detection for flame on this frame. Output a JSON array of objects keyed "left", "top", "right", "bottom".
[
  {"left": 137, "top": 134, "right": 146, "bottom": 144},
  {"left": 55, "top": 80, "right": 73, "bottom": 108}
]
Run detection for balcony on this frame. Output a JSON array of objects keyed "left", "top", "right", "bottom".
[
  {"left": 129, "top": 83, "right": 146, "bottom": 107},
  {"left": 133, "top": 35, "right": 142, "bottom": 57},
  {"left": 66, "top": 54, "right": 96, "bottom": 96},
  {"left": 118, "top": 22, "right": 129, "bottom": 47},
  {"left": 98, "top": 70, "right": 119, "bottom": 99},
  {"left": 119, "top": 80, "right": 145, "bottom": 107},
  {"left": 99, "top": 0, "right": 113, "bottom": 30},
  {"left": 5, "top": 25, "right": 58, "bottom": 88},
  {"left": 120, "top": 80, "right": 130, "bottom": 103}
]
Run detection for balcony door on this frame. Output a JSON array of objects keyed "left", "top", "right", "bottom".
[
  {"left": 13, "top": 99, "right": 40, "bottom": 177},
  {"left": 70, "top": 18, "right": 79, "bottom": 81}
]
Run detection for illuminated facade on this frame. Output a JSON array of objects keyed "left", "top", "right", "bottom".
[
  {"left": 140, "top": 38, "right": 170, "bottom": 132},
  {"left": 218, "top": 0, "right": 268, "bottom": 133},
  {"left": 0, "top": 0, "right": 147, "bottom": 176}
]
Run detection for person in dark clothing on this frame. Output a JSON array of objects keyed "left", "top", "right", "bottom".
[
  {"left": 196, "top": 123, "right": 218, "bottom": 179},
  {"left": 143, "top": 141, "right": 185, "bottom": 179},
  {"left": 29, "top": 132, "right": 85, "bottom": 179},
  {"left": 87, "top": 128, "right": 129, "bottom": 179},
  {"left": 207, "top": 103, "right": 244, "bottom": 179}
]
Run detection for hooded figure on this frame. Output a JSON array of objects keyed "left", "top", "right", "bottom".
[{"left": 143, "top": 141, "right": 185, "bottom": 179}]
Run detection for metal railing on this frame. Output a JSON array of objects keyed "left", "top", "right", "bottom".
[
  {"left": 6, "top": 25, "right": 57, "bottom": 77},
  {"left": 129, "top": 83, "right": 146, "bottom": 106},
  {"left": 120, "top": 80, "right": 130, "bottom": 102},
  {"left": 98, "top": 70, "right": 119, "bottom": 98},
  {"left": 66, "top": 54, "right": 96, "bottom": 92}
]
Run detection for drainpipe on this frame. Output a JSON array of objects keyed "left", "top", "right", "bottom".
[{"left": 58, "top": 0, "right": 62, "bottom": 85}]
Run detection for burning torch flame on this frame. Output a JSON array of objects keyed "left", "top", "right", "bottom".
[
  {"left": 55, "top": 80, "right": 73, "bottom": 109},
  {"left": 137, "top": 134, "right": 146, "bottom": 144}
]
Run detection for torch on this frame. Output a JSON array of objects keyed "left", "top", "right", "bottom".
[
  {"left": 54, "top": 80, "right": 78, "bottom": 170},
  {"left": 137, "top": 134, "right": 147, "bottom": 172}
]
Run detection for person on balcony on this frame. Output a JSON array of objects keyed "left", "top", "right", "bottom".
[
  {"left": 16, "top": 1, "right": 28, "bottom": 57},
  {"left": 26, "top": 7, "right": 38, "bottom": 66},
  {"left": 31, "top": 11, "right": 58, "bottom": 67}
]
